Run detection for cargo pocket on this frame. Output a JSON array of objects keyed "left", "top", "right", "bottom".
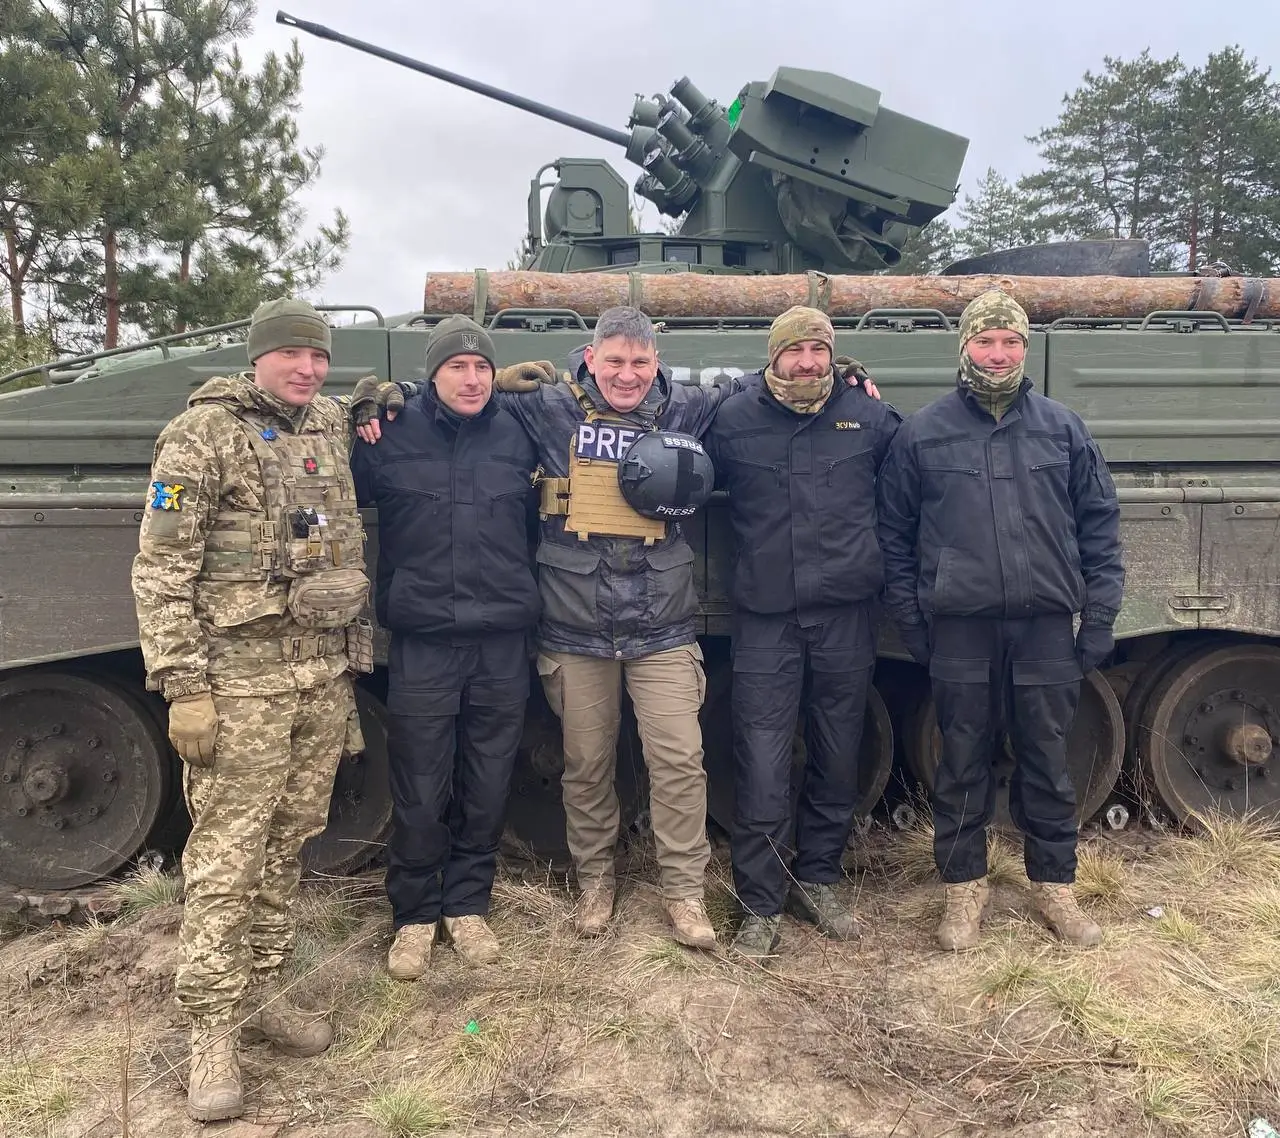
[
  {"left": 1011, "top": 658, "right": 1082, "bottom": 686},
  {"left": 386, "top": 687, "right": 460, "bottom": 717},
  {"left": 644, "top": 543, "right": 697, "bottom": 629},
  {"left": 928, "top": 655, "right": 990, "bottom": 684},
  {"left": 686, "top": 641, "right": 707, "bottom": 706},
  {"left": 535, "top": 542, "right": 601, "bottom": 632},
  {"left": 730, "top": 646, "right": 798, "bottom": 730},
  {"left": 536, "top": 653, "right": 564, "bottom": 719}
]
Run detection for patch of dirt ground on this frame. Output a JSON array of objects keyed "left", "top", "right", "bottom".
[{"left": 3, "top": 816, "right": 1280, "bottom": 1137}]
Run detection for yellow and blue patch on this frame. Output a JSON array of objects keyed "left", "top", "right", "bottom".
[{"left": 149, "top": 481, "right": 184, "bottom": 510}]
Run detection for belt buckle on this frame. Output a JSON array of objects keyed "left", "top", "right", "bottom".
[{"left": 284, "top": 636, "right": 304, "bottom": 661}]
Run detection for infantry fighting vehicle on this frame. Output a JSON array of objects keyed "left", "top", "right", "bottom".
[{"left": 2, "top": 13, "right": 1278, "bottom": 898}]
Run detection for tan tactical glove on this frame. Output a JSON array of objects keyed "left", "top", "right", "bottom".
[
  {"left": 350, "top": 374, "right": 406, "bottom": 427},
  {"left": 168, "top": 692, "right": 218, "bottom": 766},
  {"left": 835, "top": 355, "right": 881, "bottom": 400},
  {"left": 493, "top": 360, "right": 558, "bottom": 393}
]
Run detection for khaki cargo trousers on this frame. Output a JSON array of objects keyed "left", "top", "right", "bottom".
[{"left": 538, "top": 644, "right": 710, "bottom": 899}]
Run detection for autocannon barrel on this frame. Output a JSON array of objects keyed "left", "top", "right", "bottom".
[{"left": 276, "top": 11, "right": 631, "bottom": 149}]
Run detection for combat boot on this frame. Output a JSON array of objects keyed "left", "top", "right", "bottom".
[
  {"left": 731, "top": 914, "right": 782, "bottom": 965},
  {"left": 187, "top": 1016, "right": 242, "bottom": 1122},
  {"left": 243, "top": 980, "right": 333, "bottom": 1058},
  {"left": 664, "top": 896, "right": 718, "bottom": 950},
  {"left": 442, "top": 914, "right": 501, "bottom": 965},
  {"left": 1031, "top": 882, "right": 1102, "bottom": 947},
  {"left": 936, "top": 877, "right": 990, "bottom": 952},
  {"left": 387, "top": 922, "right": 436, "bottom": 980},
  {"left": 786, "top": 880, "right": 862, "bottom": 941},
  {"left": 574, "top": 878, "right": 615, "bottom": 938}
]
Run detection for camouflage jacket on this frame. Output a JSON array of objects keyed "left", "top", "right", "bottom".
[{"left": 131, "top": 374, "right": 359, "bottom": 700}]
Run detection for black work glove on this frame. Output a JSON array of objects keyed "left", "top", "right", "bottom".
[
  {"left": 1076, "top": 623, "right": 1115, "bottom": 674},
  {"left": 897, "top": 617, "right": 931, "bottom": 667},
  {"left": 350, "top": 374, "right": 407, "bottom": 426},
  {"left": 835, "top": 355, "right": 882, "bottom": 400}
]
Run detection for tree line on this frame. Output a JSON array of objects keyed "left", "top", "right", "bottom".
[
  {"left": 1, "top": 0, "right": 348, "bottom": 362},
  {"left": 889, "top": 46, "right": 1280, "bottom": 276},
  {"left": 3, "top": 12, "right": 1278, "bottom": 372}
]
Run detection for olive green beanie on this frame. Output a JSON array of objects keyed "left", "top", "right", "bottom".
[
  {"left": 246, "top": 298, "right": 332, "bottom": 363},
  {"left": 423, "top": 315, "right": 497, "bottom": 380}
]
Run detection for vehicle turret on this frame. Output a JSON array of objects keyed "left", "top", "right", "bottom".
[{"left": 276, "top": 11, "right": 970, "bottom": 274}]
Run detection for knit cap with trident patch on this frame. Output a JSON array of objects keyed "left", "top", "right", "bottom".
[{"left": 764, "top": 305, "right": 836, "bottom": 414}]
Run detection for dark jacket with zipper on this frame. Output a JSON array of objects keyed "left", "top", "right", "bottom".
[
  {"left": 705, "top": 371, "right": 901, "bottom": 623},
  {"left": 497, "top": 347, "right": 740, "bottom": 660},
  {"left": 350, "top": 385, "right": 539, "bottom": 637},
  {"left": 875, "top": 377, "right": 1124, "bottom": 624}
]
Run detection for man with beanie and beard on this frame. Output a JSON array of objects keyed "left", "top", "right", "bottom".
[
  {"left": 876, "top": 290, "right": 1124, "bottom": 952},
  {"left": 350, "top": 316, "right": 540, "bottom": 980},
  {"left": 705, "top": 307, "right": 901, "bottom": 963},
  {"left": 133, "top": 298, "right": 370, "bottom": 1121}
]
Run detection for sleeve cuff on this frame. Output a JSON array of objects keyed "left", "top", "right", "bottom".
[
  {"left": 1081, "top": 603, "right": 1118, "bottom": 627},
  {"left": 162, "top": 677, "right": 211, "bottom": 701}
]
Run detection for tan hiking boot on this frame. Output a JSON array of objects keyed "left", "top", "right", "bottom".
[
  {"left": 665, "top": 896, "right": 718, "bottom": 950},
  {"left": 442, "top": 914, "right": 501, "bottom": 965},
  {"left": 387, "top": 922, "right": 436, "bottom": 980},
  {"left": 243, "top": 986, "right": 332, "bottom": 1058},
  {"left": 1031, "top": 882, "right": 1102, "bottom": 947},
  {"left": 574, "top": 879, "right": 615, "bottom": 937},
  {"left": 936, "top": 877, "right": 990, "bottom": 952},
  {"left": 187, "top": 1017, "right": 242, "bottom": 1122}
]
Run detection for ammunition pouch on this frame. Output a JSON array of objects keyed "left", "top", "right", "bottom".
[
  {"left": 286, "top": 568, "right": 369, "bottom": 629},
  {"left": 344, "top": 617, "right": 375, "bottom": 675},
  {"left": 537, "top": 474, "right": 571, "bottom": 518}
]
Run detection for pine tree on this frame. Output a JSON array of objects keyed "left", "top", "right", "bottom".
[
  {"left": 124, "top": 31, "right": 349, "bottom": 335},
  {"left": 1168, "top": 47, "right": 1280, "bottom": 273},
  {"left": 951, "top": 168, "right": 1049, "bottom": 260},
  {"left": 1023, "top": 51, "right": 1182, "bottom": 266},
  {"left": 0, "top": 0, "right": 93, "bottom": 340},
  {"left": 883, "top": 218, "right": 957, "bottom": 274},
  {"left": 9, "top": 2, "right": 348, "bottom": 348}
]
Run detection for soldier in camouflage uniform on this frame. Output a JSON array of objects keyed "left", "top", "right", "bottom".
[{"left": 132, "top": 299, "right": 373, "bottom": 1122}]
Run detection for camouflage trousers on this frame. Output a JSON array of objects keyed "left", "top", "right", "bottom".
[{"left": 175, "top": 675, "right": 352, "bottom": 1019}]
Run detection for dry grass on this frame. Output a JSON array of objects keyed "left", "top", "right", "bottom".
[
  {"left": 1073, "top": 845, "right": 1131, "bottom": 908},
  {"left": 0, "top": 1064, "right": 75, "bottom": 1136},
  {"left": 975, "top": 942, "right": 1047, "bottom": 1000},
  {"left": 360, "top": 1082, "right": 458, "bottom": 1134},
  {"left": 338, "top": 972, "right": 420, "bottom": 1061},
  {"left": 1169, "top": 811, "right": 1280, "bottom": 883},
  {"left": 7, "top": 817, "right": 1280, "bottom": 1136},
  {"left": 109, "top": 865, "right": 182, "bottom": 918}
]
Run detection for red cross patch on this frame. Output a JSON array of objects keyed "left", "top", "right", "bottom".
[{"left": 303, "top": 457, "right": 319, "bottom": 474}]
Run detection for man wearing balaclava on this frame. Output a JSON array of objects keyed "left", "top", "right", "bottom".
[
  {"left": 705, "top": 306, "right": 902, "bottom": 963},
  {"left": 876, "top": 290, "right": 1124, "bottom": 952}
]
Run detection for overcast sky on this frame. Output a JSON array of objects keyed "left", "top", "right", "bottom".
[{"left": 241, "top": 1, "right": 1279, "bottom": 318}]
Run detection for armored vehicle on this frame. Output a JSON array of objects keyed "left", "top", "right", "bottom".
[{"left": 2, "top": 14, "right": 1278, "bottom": 897}]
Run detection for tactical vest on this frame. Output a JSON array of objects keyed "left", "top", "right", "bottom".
[
  {"left": 537, "top": 380, "right": 666, "bottom": 544},
  {"left": 202, "top": 405, "right": 368, "bottom": 630}
]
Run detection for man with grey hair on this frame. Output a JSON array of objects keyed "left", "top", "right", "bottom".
[{"left": 500, "top": 305, "right": 730, "bottom": 947}]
